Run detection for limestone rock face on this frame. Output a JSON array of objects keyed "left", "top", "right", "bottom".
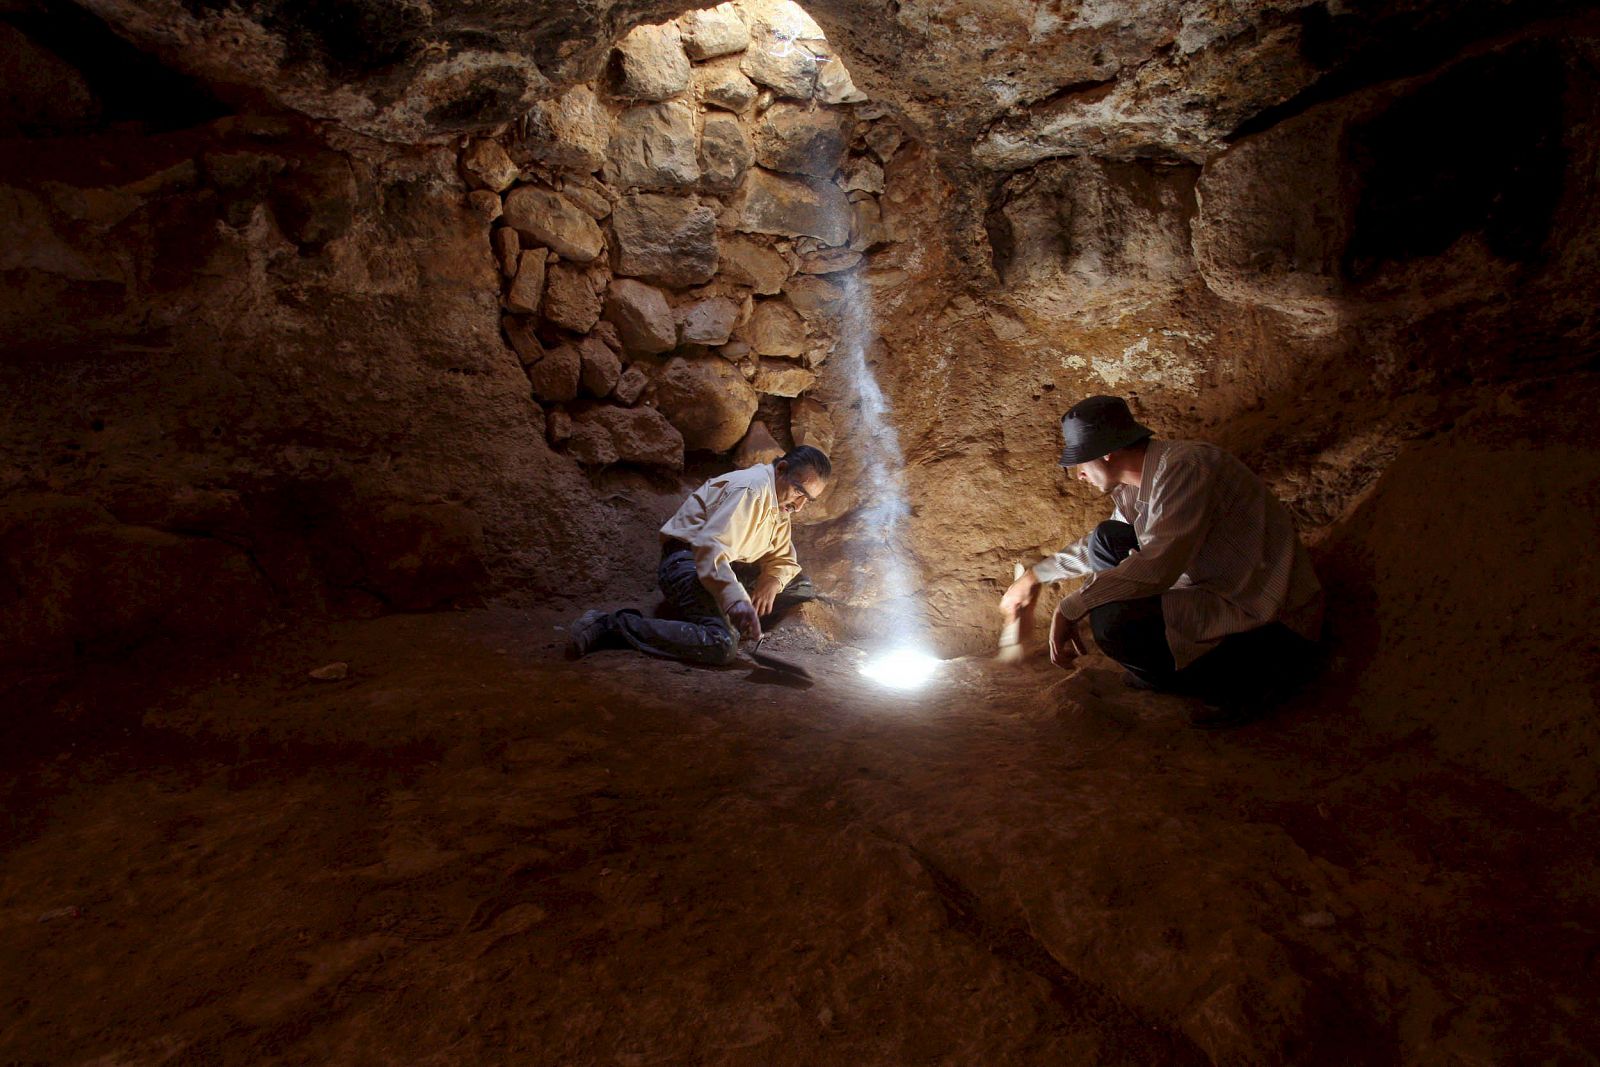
[
  {"left": 744, "top": 299, "right": 807, "bottom": 356},
  {"left": 790, "top": 395, "right": 834, "bottom": 454},
  {"left": 752, "top": 358, "right": 815, "bottom": 397},
  {"left": 652, "top": 355, "right": 759, "bottom": 452},
  {"left": 840, "top": 157, "right": 884, "bottom": 194},
  {"left": 528, "top": 342, "right": 581, "bottom": 403},
  {"left": 1192, "top": 107, "right": 1348, "bottom": 319},
  {"left": 271, "top": 156, "right": 357, "bottom": 248},
  {"left": 987, "top": 155, "right": 1198, "bottom": 311},
  {"left": 565, "top": 418, "right": 614, "bottom": 466},
  {"left": 606, "top": 102, "right": 700, "bottom": 190},
  {"left": 543, "top": 262, "right": 605, "bottom": 332},
  {"left": 559, "top": 174, "right": 612, "bottom": 219},
  {"left": 695, "top": 58, "right": 758, "bottom": 113},
  {"left": 460, "top": 139, "right": 519, "bottom": 192},
  {"left": 815, "top": 56, "right": 867, "bottom": 105},
  {"left": 740, "top": 25, "right": 817, "bottom": 99},
  {"left": 493, "top": 227, "right": 521, "bottom": 276},
  {"left": 849, "top": 197, "right": 886, "bottom": 251},
  {"left": 565, "top": 418, "right": 614, "bottom": 465},
  {"left": 466, "top": 190, "right": 502, "bottom": 220},
  {"left": 603, "top": 279, "right": 676, "bottom": 355},
  {"left": 502, "top": 316, "right": 544, "bottom": 367},
  {"left": 731, "top": 169, "right": 851, "bottom": 246},
  {"left": 754, "top": 105, "right": 848, "bottom": 178},
  {"left": 783, "top": 274, "right": 846, "bottom": 322},
  {"left": 799, "top": 248, "right": 861, "bottom": 274},
  {"left": 864, "top": 122, "right": 902, "bottom": 163},
  {"left": 699, "top": 113, "right": 755, "bottom": 192},
  {"left": 505, "top": 250, "right": 546, "bottom": 314},
  {"left": 720, "top": 236, "right": 792, "bottom": 294},
  {"left": 546, "top": 408, "right": 574, "bottom": 446},
  {"left": 734, "top": 419, "right": 784, "bottom": 467},
  {"left": 613, "top": 364, "right": 651, "bottom": 406},
  {"left": 519, "top": 86, "right": 609, "bottom": 173},
  {"left": 613, "top": 21, "right": 691, "bottom": 101},
  {"left": 503, "top": 187, "right": 605, "bottom": 263},
  {"left": 678, "top": 297, "right": 741, "bottom": 345},
  {"left": 578, "top": 336, "right": 622, "bottom": 396},
  {"left": 610, "top": 193, "right": 719, "bottom": 287},
  {"left": 574, "top": 405, "right": 684, "bottom": 469},
  {"left": 678, "top": 4, "right": 749, "bottom": 60}
]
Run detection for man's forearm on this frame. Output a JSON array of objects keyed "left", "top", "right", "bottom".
[
  {"left": 1033, "top": 538, "right": 1094, "bottom": 583},
  {"left": 693, "top": 544, "right": 751, "bottom": 614}
]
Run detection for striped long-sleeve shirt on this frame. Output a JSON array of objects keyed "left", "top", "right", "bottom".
[{"left": 1035, "top": 439, "right": 1323, "bottom": 669}]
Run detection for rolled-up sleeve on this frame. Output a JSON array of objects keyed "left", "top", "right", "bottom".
[
  {"left": 1057, "top": 458, "right": 1214, "bottom": 621},
  {"left": 757, "top": 523, "right": 801, "bottom": 592},
  {"left": 1033, "top": 492, "right": 1135, "bottom": 583}
]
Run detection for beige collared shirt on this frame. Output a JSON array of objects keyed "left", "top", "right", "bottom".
[
  {"left": 660, "top": 463, "right": 802, "bottom": 614},
  {"left": 1035, "top": 439, "right": 1323, "bottom": 668}
]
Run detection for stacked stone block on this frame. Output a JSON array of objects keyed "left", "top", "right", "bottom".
[{"left": 457, "top": 0, "right": 902, "bottom": 472}]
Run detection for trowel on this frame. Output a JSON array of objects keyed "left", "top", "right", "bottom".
[{"left": 743, "top": 636, "right": 814, "bottom": 682}]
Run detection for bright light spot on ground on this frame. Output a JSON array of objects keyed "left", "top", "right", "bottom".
[{"left": 860, "top": 647, "right": 941, "bottom": 691}]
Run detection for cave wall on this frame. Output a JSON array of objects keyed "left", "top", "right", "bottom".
[
  {"left": 3, "top": 0, "right": 1598, "bottom": 810},
  {"left": 0, "top": 29, "right": 639, "bottom": 670},
  {"left": 872, "top": 24, "right": 1600, "bottom": 640}
]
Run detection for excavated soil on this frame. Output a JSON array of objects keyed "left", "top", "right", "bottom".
[{"left": 5, "top": 607, "right": 1599, "bottom": 1065}]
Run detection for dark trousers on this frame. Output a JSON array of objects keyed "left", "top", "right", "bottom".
[
  {"left": 610, "top": 550, "right": 815, "bottom": 667},
  {"left": 1086, "top": 521, "right": 1317, "bottom": 706}
]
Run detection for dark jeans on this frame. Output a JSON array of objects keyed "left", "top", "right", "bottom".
[
  {"left": 1085, "top": 521, "right": 1317, "bottom": 706},
  {"left": 610, "top": 550, "right": 815, "bottom": 666}
]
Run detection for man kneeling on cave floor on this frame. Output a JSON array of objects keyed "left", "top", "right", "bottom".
[
  {"left": 1000, "top": 395, "right": 1324, "bottom": 728},
  {"left": 567, "top": 445, "right": 831, "bottom": 665}
]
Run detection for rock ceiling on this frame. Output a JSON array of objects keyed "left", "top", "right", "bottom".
[{"left": 74, "top": 0, "right": 1584, "bottom": 162}]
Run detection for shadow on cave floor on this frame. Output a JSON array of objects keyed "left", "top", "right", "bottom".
[{"left": 3, "top": 606, "right": 1598, "bottom": 1065}]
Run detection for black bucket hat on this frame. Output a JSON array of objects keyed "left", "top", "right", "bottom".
[{"left": 1058, "top": 395, "right": 1153, "bottom": 466}]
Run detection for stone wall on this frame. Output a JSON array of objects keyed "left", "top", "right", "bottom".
[{"left": 461, "top": 0, "right": 902, "bottom": 481}]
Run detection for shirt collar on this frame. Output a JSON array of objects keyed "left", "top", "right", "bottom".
[
  {"left": 765, "top": 462, "right": 788, "bottom": 515},
  {"left": 1135, "top": 439, "right": 1163, "bottom": 507}
]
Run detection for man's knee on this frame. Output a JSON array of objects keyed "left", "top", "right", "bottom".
[
  {"left": 1089, "top": 597, "right": 1175, "bottom": 683},
  {"left": 1088, "top": 520, "right": 1138, "bottom": 570},
  {"left": 703, "top": 621, "right": 739, "bottom": 665},
  {"left": 1089, "top": 600, "right": 1143, "bottom": 658}
]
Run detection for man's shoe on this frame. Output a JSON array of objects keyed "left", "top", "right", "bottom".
[{"left": 566, "top": 609, "right": 614, "bottom": 659}]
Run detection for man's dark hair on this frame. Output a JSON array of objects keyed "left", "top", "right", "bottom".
[{"left": 779, "top": 445, "right": 831, "bottom": 480}]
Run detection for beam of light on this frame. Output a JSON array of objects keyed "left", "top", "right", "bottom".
[
  {"left": 833, "top": 259, "right": 943, "bottom": 690},
  {"left": 859, "top": 647, "right": 941, "bottom": 691}
]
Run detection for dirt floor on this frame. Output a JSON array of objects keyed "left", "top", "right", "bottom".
[{"left": 4, "top": 606, "right": 1600, "bottom": 1066}]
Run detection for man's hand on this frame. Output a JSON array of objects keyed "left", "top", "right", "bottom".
[
  {"left": 728, "top": 600, "right": 763, "bottom": 642},
  {"left": 1048, "top": 606, "right": 1089, "bottom": 670},
  {"left": 751, "top": 575, "right": 782, "bottom": 618},
  {"left": 999, "top": 570, "right": 1041, "bottom": 618}
]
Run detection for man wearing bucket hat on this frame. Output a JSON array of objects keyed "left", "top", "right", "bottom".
[{"left": 1000, "top": 395, "right": 1323, "bottom": 727}]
